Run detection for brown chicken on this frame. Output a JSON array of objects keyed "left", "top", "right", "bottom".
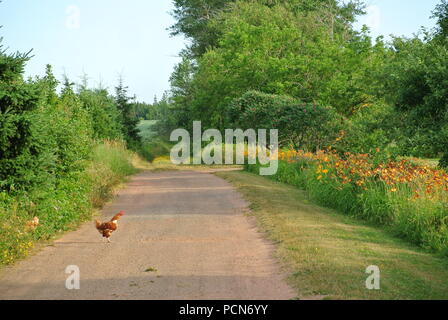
[
  {"left": 95, "top": 211, "right": 125, "bottom": 243},
  {"left": 26, "top": 217, "right": 40, "bottom": 232}
]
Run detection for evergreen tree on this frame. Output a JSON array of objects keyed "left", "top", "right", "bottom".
[
  {"left": 0, "top": 41, "right": 41, "bottom": 189},
  {"left": 115, "top": 77, "right": 140, "bottom": 146},
  {"left": 432, "top": 0, "right": 448, "bottom": 39}
]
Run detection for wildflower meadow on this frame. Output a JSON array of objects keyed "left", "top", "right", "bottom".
[{"left": 248, "top": 149, "right": 448, "bottom": 256}]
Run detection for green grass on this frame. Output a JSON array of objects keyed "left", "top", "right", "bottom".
[
  {"left": 247, "top": 159, "right": 448, "bottom": 256},
  {"left": 138, "top": 140, "right": 173, "bottom": 163},
  {"left": 88, "top": 140, "right": 139, "bottom": 207},
  {"left": 217, "top": 170, "right": 448, "bottom": 300},
  {"left": 0, "top": 140, "right": 138, "bottom": 266}
]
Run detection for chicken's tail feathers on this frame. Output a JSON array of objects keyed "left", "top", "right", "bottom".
[
  {"left": 111, "top": 211, "right": 125, "bottom": 221},
  {"left": 95, "top": 220, "right": 102, "bottom": 229}
]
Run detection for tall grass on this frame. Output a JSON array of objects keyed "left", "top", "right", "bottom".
[
  {"left": 88, "top": 140, "right": 137, "bottom": 207},
  {"left": 138, "top": 140, "right": 173, "bottom": 162},
  {"left": 0, "top": 140, "right": 137, "bottom": 265},
  {"left": 247, "top": 150, "right": 448, "bottom": 256}
]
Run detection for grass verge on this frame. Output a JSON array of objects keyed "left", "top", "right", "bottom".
[
  {"left": 216, "top": 170, "right": 448, "bottom": 300},
  {"left": 248, "top": 153, "right": 448, "bottom": 255},
  {"left": 0, "top": 140, "right": 138, "bottom": 266}
]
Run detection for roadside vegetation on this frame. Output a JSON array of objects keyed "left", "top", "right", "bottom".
[
  {"left": 2, "top": 0, "right": 448, "bottom": 297},
  {"left": 0, "top": 42, "right": 142, "bottom": 265},
  {"left": 217, "top": 170, "right": 448, "bottom": 300},
  {"left": 161, "top": 0, "right": 448, "bottom": 169},
  {"left": 145, "top": 0, "right": 448, "bottom": 269},
  {"left": 248, "top": 150, "right": 448, "bottom": 256},
  {"left": 0, "top": 142, "right": 137, "bottom": 265}
]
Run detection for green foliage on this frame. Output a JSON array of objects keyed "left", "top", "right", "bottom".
[
  {"left": 383, "top": 35, "right": 448, "bottom": 158},
  {"left": 439, "top": 152, "right": 448, "bottom": 168},
  {"left": 432, "top": 0, "right": 448, "bottom": 39},
  {"left": 43, "top": 82, "right": 93, "bottom": 175},
  {"left": 131, "top": 101, "right": 153, "bottom": 120},
  {"left": 0, "top": 43, "right": 42, "bottom": 189},
  {"left": 115, "top": 77, "right": 140, "bottom": 147},
  {"left": 0, "top": 51, "right": 93, "bottom": 190},
  {"left": 335, "top": 102, "right": 400, "bottom": 158},
  {"left": 166, "top": 0, "right": 384, "bottom": 133},
  {"left": 170, "top": 0, "right": 366, "bottom": 57},
  {"left": 228, "top": 91, "right": 296, "bottom": 129},
  {"left": 229, "top": 91, "right": 341, "bottom": 150},
  {"left": 247, "top": 159, "right": 448, "bottom": 256},
  {"left": 0, "top": 142, "right": 137, "bottom": 265},
  {"left": 139, "top": 140, "right": 173, "bottom": 163},
  {"left": 88, "top": 141, "right": 137, "bottom": 207},
  {"left": 170, "top": 0, "right": 230, "bottom": 57},
  {"left": 79, "top": 88, "right": 124, "bottom": 141},
  {"left": 0, "top": 38, "right": 140, "bottom": 265},
  {"left": 377, "top": 2, "right": 448, "bottom": 160}
]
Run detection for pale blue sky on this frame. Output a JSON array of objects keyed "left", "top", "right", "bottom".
[
  {"left": 0, "top": 0, "right": 442, "bottom": 102},
  {"left": 354, "top": 0, "right": 440, "bottom": 40}
]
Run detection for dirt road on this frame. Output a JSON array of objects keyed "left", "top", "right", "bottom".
[{"left": 0, "top": 170, "right": 294, "bottom": 300}]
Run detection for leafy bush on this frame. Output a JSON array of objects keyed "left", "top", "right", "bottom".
[
  {"left": 228, "top": 91, "right": 341, "bottom": 151},
  {"left": 383, "top": 36, "right": 448, "bottom": 158},
  {"left": 79, "top": 88, "right": 124, "bottom": 141},
  {"left": 0, "top": 41, "right": 139, "bottom": 266},
  {"left": 0, "top": 47, "right": 42, "bottom": 190},
  {"left": 0, "top": 141, "right": 137, "bottom": 265},
  {"left": 334, "top": 102, "right": 401, "bottom": 160},
  {"left": 227, "top": 90, "right": 295, "bottom": 129}
]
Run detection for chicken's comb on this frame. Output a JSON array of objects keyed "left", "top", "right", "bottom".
[{"left": 118, "top": 211, "right": 125, "bottom": 215}]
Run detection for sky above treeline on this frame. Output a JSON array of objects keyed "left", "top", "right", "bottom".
[{"left": 0, "top": 0, "right": 441, "bottom": 103}]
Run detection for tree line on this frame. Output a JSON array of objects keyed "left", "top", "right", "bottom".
[
  {"left": 154, "top": 0, "right": 448, "bottom": 166},
  {"left": 0, "top": 45, "right": 141, "bottom": 192},
  {"left": 0, "top": 36, "right": 150, "bottom": 263}
]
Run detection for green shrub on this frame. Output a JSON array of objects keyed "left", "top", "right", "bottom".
[
  {"left": 335, "top": 103, "right": 400, "bottom": 159},
  {"left": 228, "top": 91, "right": 341, "bottom": 151},
  {"left": 0, "top": 42, "right": 140, "bottom": 265},
  {"left": 382, "top": 36, "right": 448, "bottom": 159},
  {"left": 0, "top": 141, "right": 137, "bottom": 265},
  {"left": 79, "top": 88, "right": 124, "bottom": 141},
  {"left": 0, "top": 46, "right": 43, "bottom": 190}
]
